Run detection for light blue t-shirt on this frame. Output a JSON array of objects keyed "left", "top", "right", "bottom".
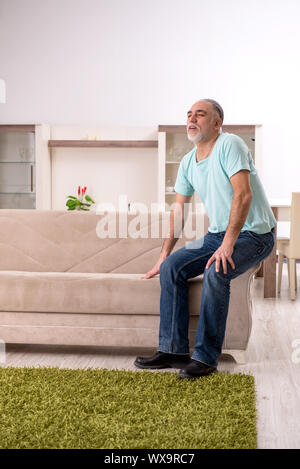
[{"left": 174, "top": 132, "right": 276, "bottom": 234}]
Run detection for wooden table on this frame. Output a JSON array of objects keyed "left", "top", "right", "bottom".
[{"left": 259, "top": 200, "right": 291, "bottom": 298}]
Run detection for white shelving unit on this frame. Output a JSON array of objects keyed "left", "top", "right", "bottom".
[
  {"left": 158, "top": 126, "right": 194, "bottom": 212},
  {"left": 47, "top": 125, "right": 158, "bottom": 210},
  {"left": 0, "top": 124, "right": 262, "bottom": 212}
]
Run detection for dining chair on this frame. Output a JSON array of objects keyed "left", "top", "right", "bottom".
[{"left": 277, "top": 192, "right": 300, "bottom": 300}]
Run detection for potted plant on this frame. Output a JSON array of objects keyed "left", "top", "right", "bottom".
[{"left": 66, "top": 186, "right": 95, "bottom": 211}]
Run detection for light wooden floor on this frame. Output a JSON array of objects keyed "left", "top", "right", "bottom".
[{"left": 1, "top": 264, "right": 300, "bottom": 449}]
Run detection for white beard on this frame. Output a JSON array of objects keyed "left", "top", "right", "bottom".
[{"left": 186, "top": 129, "right": 204, "bottom": 143}]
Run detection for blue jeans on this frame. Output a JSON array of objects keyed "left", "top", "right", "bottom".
[{"left": 158, "top": 228, "right": 275, "bottom": 367}]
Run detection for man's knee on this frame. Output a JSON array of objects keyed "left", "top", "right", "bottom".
[
  {"left": 159, "top": 257, "right": 169, "bottom": 277},
  {"left": 159, "top": 255, "right": 176, "bottom": 280},
  {"left": 204, "top": 262, "right": 232, "bottom": 282},
  {"left": 159, "top": 251, "right": 184, "bottom": 281}
]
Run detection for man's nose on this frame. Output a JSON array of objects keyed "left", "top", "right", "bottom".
[{"left": 189, "top": 114, "right": 197, "bottom": 122}]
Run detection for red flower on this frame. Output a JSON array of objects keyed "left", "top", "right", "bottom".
[
  {"left": 83, "top": 186, "right": 87, "bottom": 195},
  {"left": 78, "top": 186, "right": 81, "bottom": 196}
]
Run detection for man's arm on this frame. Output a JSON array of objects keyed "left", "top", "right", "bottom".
[
  {"left": 223, "top": 170, "right": 253, "bottom": 246},
  {"left": 141, "top": 193, "right": 192, "bottom": 279},
  {"left": 160, "top": 193, "right": 192, "bottom": 257},
  {"left": 205, "top": 169, "right": 252, "bottom": 274}
]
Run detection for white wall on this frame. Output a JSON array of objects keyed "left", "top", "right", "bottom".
[{"left": 1, "top": 0, "right": 300, "bottom": 201}]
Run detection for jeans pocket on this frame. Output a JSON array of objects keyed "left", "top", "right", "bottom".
[
  {"left": 246, "top": 230, "right": 265, "bottom": 245},
  {"left": 246, "top": 230, "right": 274, "bottom": 258}
]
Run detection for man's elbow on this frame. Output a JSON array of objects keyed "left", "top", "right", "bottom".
[{"left": 235, "top": 190, "right": 252, "bottom": 205}]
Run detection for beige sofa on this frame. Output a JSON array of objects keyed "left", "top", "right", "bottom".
[{"left": 0, "top": 209, "right": 260, "bottom": 363}]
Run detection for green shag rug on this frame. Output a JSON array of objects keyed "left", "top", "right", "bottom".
[{"left": 0, "top": 367, "right": 257, "bottom": 449}]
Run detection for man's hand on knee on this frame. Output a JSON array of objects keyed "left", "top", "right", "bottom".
[{"left": 205, "top": 242, "right": 235, "bottom": 274}]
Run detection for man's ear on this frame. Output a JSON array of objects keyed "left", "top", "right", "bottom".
[{"left": 214, "top": 118, "right": 222, "bottom": 130}]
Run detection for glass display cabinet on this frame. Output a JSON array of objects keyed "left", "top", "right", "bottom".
[{"left": 0, "top": 125, "right": 36, "bottom": 208}]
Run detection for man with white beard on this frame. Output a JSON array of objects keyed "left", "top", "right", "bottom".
[{"left": 135, "top": 99, "right": 276, "bottom": 378}]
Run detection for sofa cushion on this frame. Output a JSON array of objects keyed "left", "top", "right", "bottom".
[
  {"left": 0, "top": 210, "right": 203, "bottom": 274},
  {"left": 0, "top": 270, "right": 204, "bottom": 316}
]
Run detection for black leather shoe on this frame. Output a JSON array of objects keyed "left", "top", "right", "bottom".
[
  {"left": 134, "top": 351, "right": 191, "bottom": 369},
  {"left": 178, "top": 359, "right": 217, "bottom": 378}
]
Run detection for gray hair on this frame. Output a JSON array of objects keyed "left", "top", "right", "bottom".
[{"left": 202, "top": 99, "right": 224, "bottom": 123}]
